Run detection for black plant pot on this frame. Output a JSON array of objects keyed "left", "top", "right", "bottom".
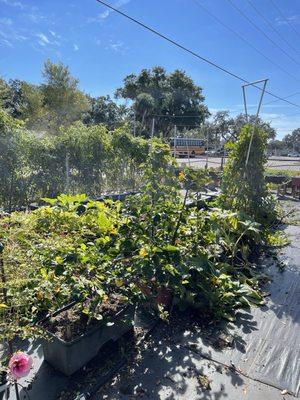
[
  {"left": 0, "top": 371, "right": 8, "bottom": 394},
  {"left": 42, "top": 306, "right": 134, "bottom": 376}
]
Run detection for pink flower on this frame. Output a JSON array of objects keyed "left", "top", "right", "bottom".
[{"left": 8, "top": 352, "right": 33, "bottom": 380}]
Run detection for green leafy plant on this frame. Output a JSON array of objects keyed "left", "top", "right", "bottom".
[{"left": 220, "top": 125, "right": 278, "bottom": 224}]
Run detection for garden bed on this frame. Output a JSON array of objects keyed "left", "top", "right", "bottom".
[
  {"left": 42, "top": 294, "right": 126, "bottom": 342},
  {"left": 41, "top": 295, "right": 134, "bottom": 376}
]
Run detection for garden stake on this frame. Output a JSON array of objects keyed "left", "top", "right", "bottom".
[
  {"left": 242, "top": 78, "right": 268, "bottom": 169},
  {"left": 171, "top": 189, "right": 189, "bottom": 244}
]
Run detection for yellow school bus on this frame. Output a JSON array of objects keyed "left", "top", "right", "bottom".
[{"left": 169, "top": 137, "right": 206, "bottom": 157}]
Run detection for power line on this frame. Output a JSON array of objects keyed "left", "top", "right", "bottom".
[
  {"left": 96, "top": 0, "right": 247, "bottom": 83},
  {"left": 226, "top": 0, "right": 300, "bottom": 70},
  {"left": 264, "top": 91, "right": 300, "bottom": 106},
  {"left": 268, "top": 111, "right": 300, "bottom": 120},
  {"left": 193, "top": 0, "right": 300, "bottom": 85},
  {"left": 245, "top": 90, "right": 300, "bottom": 109},
  {"left": 95, "top": 0, "right": 300, "bottom": 110},
  {"left": 268, "top": 0, "right": 300, "bottom": 40},
  {"left": 246, "top": 0, "right": 300, "bottom": 57}
]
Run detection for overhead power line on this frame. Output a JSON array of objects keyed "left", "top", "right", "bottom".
[
  {"left": 226, "top": 0, "right": 300, "bottom": 69},
  {"left": 246, "top": 0, "right": 300, "bottom": 57},
  {"left": 268, "top": 0, "right": 300, "bottom": 40},
  {"left": 95, "top": 0, "right": 300, "bottom": 111},
  {"left": 193, "top": 0, "right": 300, "bottom": 84},
  {"left": 245, "top": 90, "right": 300, "bottom": 110},
  {"left": 264, "top": 91, "right": 300, "bottom": 106}
]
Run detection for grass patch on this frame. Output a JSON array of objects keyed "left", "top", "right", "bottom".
[{"left": 265, "top": 168, "right": 300, "bottom": 177}]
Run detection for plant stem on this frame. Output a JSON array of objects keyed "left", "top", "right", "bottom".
[
  {"left": 172, "top": 190, "right": 189, "bottom": 245},
  {"left": 15, "top": 381, "right": 21, "bottom": 400}
]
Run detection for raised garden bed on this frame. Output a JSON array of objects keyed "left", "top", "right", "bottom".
[{"left": 41, "top": 295, "right": 134, "bottom": 376}]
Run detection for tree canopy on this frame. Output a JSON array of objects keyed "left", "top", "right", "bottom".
[
  {"left": 116, "top": 66, "right": 210, "bottom": 137},
  {"left": 283, "top": 128, "right": 300, "bottom": 152},
  {"left": 0, "top": 61, "right": 283, "bottom": 142},
  {"left": 41, "top": 60, "right": 90, "bottom": 132},
  {"left": 83, "top": 95, "right": 128, "bottom": 128}
]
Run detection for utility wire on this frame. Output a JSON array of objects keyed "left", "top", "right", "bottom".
[
  {"left": 96, "top": 0, "right": 247, "bottom": 83},
  {"left": 226, "top": 0, "right": 300, "bottom": 69},
  {"left": 193, "top": 0, "right": 300, "bottom": 85},
  {"left": 245, "top": 90, "right": 300, "bottom": 109},
  {"left": 95, "top": 0, "right": 300, "bottom": 110},
  {"left": 264, "top": 91, "right": 300, "bottom": 106},
  {"left": 268, "top": 110, "right": 300, "bottom": 120},
  {"left": 268, "top": 0, "right": 300, "bottom": 40},
  {"left": 246, "top": 0, "right": 300, "bottom": 57}
]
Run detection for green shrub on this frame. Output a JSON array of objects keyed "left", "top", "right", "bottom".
[{"left": 220, "top": 125, "right": 278, "bottom": 224}]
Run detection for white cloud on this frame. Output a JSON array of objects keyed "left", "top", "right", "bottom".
[
  {"left": 105, "top": 40, "right": 128, "bottom": 53},
  {"left": 36, "top": 33, "right": 50, "bottom": 46},
  {"left": 99, "top": 9, "right": 110, "bottom": 19},
  {"left": 0, "top": 17, "right": 12, "bottom": 25},
  {"left": 0, "top": 26, "right": 27, "bottom": 47},
  {"left": 89, "top": 0, "right": 131, "bottom": 22},
  {"left": 49, "top": 30, "right": 59, "bottom": 38},
  {"left": 0, "top": 0, "right": 24, "bottom": 8},
  {"left": 26, "top": 12, "right": 46, "bottom": 23},
  {"left": 275, "top": 14, "right": 300, "bottom": 26},
  {"left": 73, "top": 43, "right": 79, "bottom": 51},
  {"left": 260, "top": 112, "right": 283, "bottom": 119},
  {"left": 0, "top": 37, "right": 13, "bottom": 47},
  {"left": 110, "top": 41, "right": 123, "bottom": 51}
]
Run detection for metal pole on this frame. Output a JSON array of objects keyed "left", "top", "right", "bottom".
[
  {"left": 186, "top": 138, "right": 191, "bottom": 167},
  {"left": 206, "top": 129, "right": 209, "bottom": 169},
  {"left": 151, "top": 117, "right": 155, "bottom": 138},
  {"left": 242, "top": 85, "right": 248, "bottom": 122},
  {"left": 243, "top": 79, "right": 268, "bottom": 168},
  {"left": 133, "top": 112, "right": 136, "bottom": 137},
  {"left": 65, "top": 152, "right": 70, "bottom": 193},
  {"left": 174, "top": 125, "right": 177, "bottom": 158}
]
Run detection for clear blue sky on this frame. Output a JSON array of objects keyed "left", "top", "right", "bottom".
[{"left": 1, "top": 0, "right": 300, "bottom": 138}]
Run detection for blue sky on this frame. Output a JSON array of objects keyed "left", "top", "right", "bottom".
[{"left": 1, "top": 0, "right": 300, "bottom": 138}]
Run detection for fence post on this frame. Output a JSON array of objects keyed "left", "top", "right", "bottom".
[{"left": 151, "top": 118, "right": 155, "bottom": 138}]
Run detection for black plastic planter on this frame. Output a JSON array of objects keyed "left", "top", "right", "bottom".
[
  {"left": 42, "top": 305, "right": 134, "bottom": 376},
  {"left": 0, "top": 371, "right": 8, "bottom": 394}
]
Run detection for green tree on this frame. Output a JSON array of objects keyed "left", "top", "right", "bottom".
[
  {"left": 6, "top": 80, "right": 45, "bottom": 130},
  {"left": 230, "top": 113, "right": 276, "bottom": 141},
  {"left": 0, "top": 108, "right": 28, "bottom": 211},
  {"left": 283, "top": 128, "right": 300, "bottom": 152},
  {"left": 0, "top": 78, "right": 11, "bottom": 110},
  {"left": 116, "top": 66, "right": 209, "bottom": 137},
  {"left": 201, "top": 111, "right": 276, "bottom": 148},
  {"left": 268, "top": 139, "right": 285, "bottom": 155},
  {"left": 83, "top": 95, "right": 128, "bottom": 128},
  {"left": 41, "top": 60, "right": 90, "bottom": 132}
]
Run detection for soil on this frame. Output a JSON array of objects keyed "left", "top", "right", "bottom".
[{"left": 43, "top": 294, "right": 126, "bottom": 342}]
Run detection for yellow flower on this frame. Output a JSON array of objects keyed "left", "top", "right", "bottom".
[
  {"left": 36, "top": 291, "right": 44, "bottom": 300},
  {"left": 178, "top": 171, "right": 186, "bottom": 182},
  {"left": 115, "top": 279, "right": 124, "bottom": 287},
  {"left": 211, "top": 277, "right": 220, "bottom": 286},
  {"left": 139, "top": 248, "right": 148, "bottom": 257}
]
